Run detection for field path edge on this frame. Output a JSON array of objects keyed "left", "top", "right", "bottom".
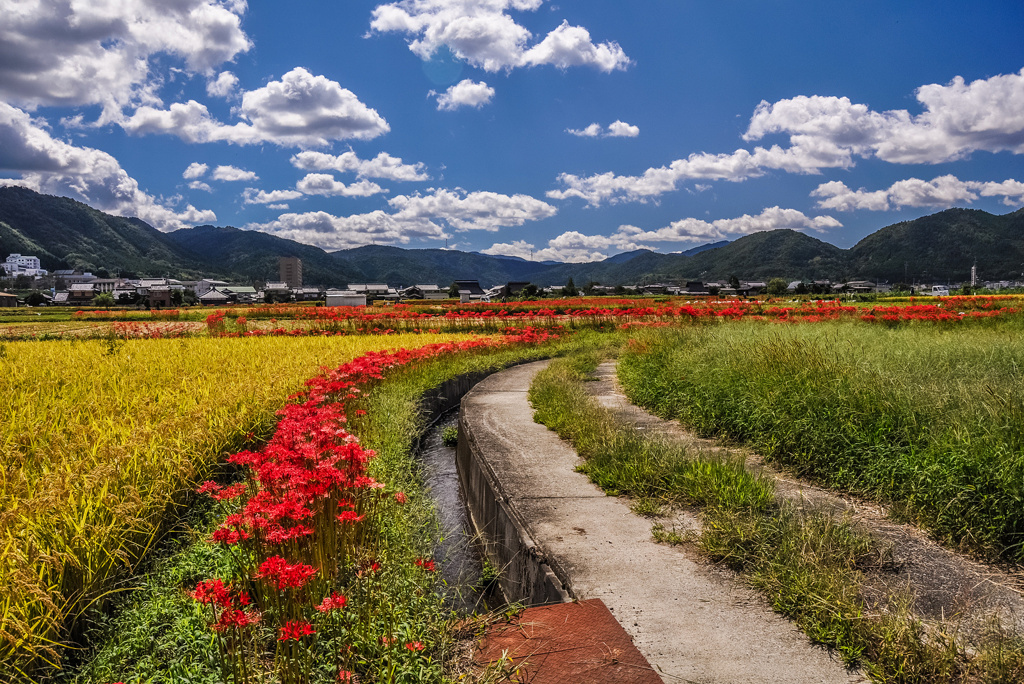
[{"left": 460, "top": 359, "right": 865, "bottom": 684}]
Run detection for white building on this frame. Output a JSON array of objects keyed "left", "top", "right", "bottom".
[
  {"left": 326, "top": 290, "right": 367, "bottom": 307},
  {"left": 3, "top": 254, "right": 47, "bottom": 277}
]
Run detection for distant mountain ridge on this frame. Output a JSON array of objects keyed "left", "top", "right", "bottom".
[{"left": 2, "top": 186, "right": 1023, "bottom": 287}]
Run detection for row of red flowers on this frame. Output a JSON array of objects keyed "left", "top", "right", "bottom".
[{"left": 186, "top": 328, "right": 559, "bottom": 682}]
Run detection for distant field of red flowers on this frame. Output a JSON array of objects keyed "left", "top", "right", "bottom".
[{"left": 0, "top": 294, "right": 1010, "bottom": 341}]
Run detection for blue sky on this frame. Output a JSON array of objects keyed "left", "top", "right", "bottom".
[{"left": 1, "top": 0, "right": 1023, "bottom": 262}]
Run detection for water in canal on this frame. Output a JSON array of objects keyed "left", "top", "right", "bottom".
[{"left": 418, "top": 411, "right": 496, "bottom": 614}]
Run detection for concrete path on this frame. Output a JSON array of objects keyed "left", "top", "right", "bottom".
[{"left": 460, "top": 360, "right": 864, "bottom": 684}]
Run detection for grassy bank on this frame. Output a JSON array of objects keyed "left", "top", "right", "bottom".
[
  {"left": 529, "top": 349, "right": 1024, "bottom": 682},
  {"left": 617, "top": 321, "right": 1024, "bottom": 563}
]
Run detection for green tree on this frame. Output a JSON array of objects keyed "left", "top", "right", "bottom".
[
  {"left": 521, "top": 283, "right": 541, "bottom": 299},
  {"left": 94, "top": 292, "right": 115, "bottom": 308},
  {"left": 24, "top": 291, "right": 47, "bottom": 306},
  {"left": 728, "top": 275, "right": 741, "bottom": 290},
  {"left": 766, "top": 278, "right": 789, "bottom": 296},
  {"left": 561, "top": 277, "right": 578, "bottom": 297}
]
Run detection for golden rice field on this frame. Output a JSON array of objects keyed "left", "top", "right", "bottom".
[{"left": 0, "top": 332, "right": 478, "bottom": 676}]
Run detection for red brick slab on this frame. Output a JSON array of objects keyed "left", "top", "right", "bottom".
[{"left": 475, "top": 599, "right": 663, "bottom": 683}]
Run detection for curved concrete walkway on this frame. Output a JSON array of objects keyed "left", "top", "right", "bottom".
[{"left": 460, "top": 360, "right": 864, "bottom": 684}]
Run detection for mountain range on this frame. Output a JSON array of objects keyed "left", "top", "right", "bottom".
[{"left": 2, "top": 186, "right": 1023, "bottom": 288}]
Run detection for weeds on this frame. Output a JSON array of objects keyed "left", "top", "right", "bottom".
[
  {"left": 441, "top": 426, "right": 459, "bottom": 447},
  {"left": 530, "top": 349, "right": 1024, "bottom": 682},
  {"left": 618, "top": 322, "right": 1024, "bottom": 563}
]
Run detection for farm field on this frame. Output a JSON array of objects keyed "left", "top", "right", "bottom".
[
  {"left": 2, "top": 294, "right": 1021, "bottom": 341},
  {"left": 0, "top": 331, "right": 503, "bottom": 680},
  {"left": 618, "top": 318, "right": 1024, "bottom": 562},
  {"left": 5, "top": 296, "right": 1024, "bottom": 682}
]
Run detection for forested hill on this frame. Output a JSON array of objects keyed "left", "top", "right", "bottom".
[{"left": 3, "top": 186, "right": 1022, "bottom": 286}]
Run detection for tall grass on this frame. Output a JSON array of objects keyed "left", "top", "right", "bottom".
[
  {"left": 530, "top": 350, "right": 1024, "bottom": 682},
  {"left": 618, "top": 321, "right": 1024, "bottom": 563},
  {"left": 0, "top": 333, "right": 479, "bottom": 680}
]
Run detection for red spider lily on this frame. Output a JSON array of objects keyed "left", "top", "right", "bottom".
[
  {"left": 190, "top": 579, "right": 232, "bottom": 606},
  {"left": 357, "top": 561, "right": 380, "bottom": 577},
  {"left": 196, "top": 480, "right": 222, "bottom": 495},
  {"left": 278, "top": 620, "right": 316, "bottom": 641},
  {"left": 212, "top": 482, "right": 247, "bottom": 501},
  {"left": 210, "top": 526, "right": 250, "bottom": 545},
  {"left": 214, "top": 607, "right": 261, "bottom": 631},
  {"left": 315, "top": 592, "right": 348, "bottom": 612},
  {"left": 405, "top": 641, "right": 424, "bottom": 651},
  {"left": 336, "top": 510, "right": 365, "bottom": 524},
  {"left": 414, "top": 558, "right": 436, "bottom": 572},
  {"left": 394, "top": 491, "right": 407, "bottom": 504},
  {"left": 256, "top": 555, "right": 318, "bottom": 590}
]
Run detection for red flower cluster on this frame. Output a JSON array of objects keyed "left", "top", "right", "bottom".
[
  {"left": 256, "top": 555, "right": 319, "bottom": 590},
  {"left": 278, "top": 620, "right": 316, "bottom": 641},
  {"left": 190, "top": 578, "right": 231, "bottom": 605},
  {"left": 315, "top": 592, "right": 348, "bottom": 612},
  {"left": 189, "top": 330, "right": 561, "bottom": 679},
  {"left": 189, "top": 580, "right": 261, "bottom": 632}
]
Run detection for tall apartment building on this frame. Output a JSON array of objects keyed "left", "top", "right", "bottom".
[{"left": 279, "top": 256, "right": 302, "bottom": 288}]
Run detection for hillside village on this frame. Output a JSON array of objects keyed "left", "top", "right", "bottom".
[{"left": 6, "top": 249, "right": 1024, "bottom": 309}]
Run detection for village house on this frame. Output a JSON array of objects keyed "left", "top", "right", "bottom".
[{"left": 325, "top": 290, "right": 367, "bottom": 307}]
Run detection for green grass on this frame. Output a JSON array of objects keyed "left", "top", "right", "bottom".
[
  {"left": 617, "top": 321, "right": 1024, "bottom": 562},
  {"left": 529, "top": 348, "right": 1024, "bottom": 683}
]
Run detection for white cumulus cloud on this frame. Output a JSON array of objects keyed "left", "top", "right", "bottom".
[
  {"left": 291, "top": 150, "right": 429, "bottom": 181},
  {"left": 550, "top": 68, "right": 1024, "bottom": 206},
  {"left": 242, "top": 188, "right": 304, "bottom": 205},
  {"left": 520, "top": 21, "right": 630, "bottom": 72},
  {"left": 188, "top": 180, "right": 213, "bottom": 192},
  {"left": 245, "top": 186, "right": 556, "bottom": 249},
  {"left": 183, "top": 162, "right": 208, "bottom": 179},
  {"left": 206, "top": 71, "right": 240, "bottom": 99},
  {"left": 369, "top": 0, "right": 629, "bottom": 73},
  {"left": 482, "top": 230, "right": 644, "bottom": 263},
  {"left": 387, "top": 187, "right": 557, "bottom": 231},
  {"left": 607, "top": 120, "right": 640, "bottom": 137},
  {"left": 812, "top": 175, "right": 1024, "bottom": 211},
  {"left": 121, "top": 67, "right": 390, "bottom": 147},
  {"left": 745, "top": 69, "right": 1024, "bottom": 164},
  {"left": 245, "top": 210, "right": 447, "bottom": 250},
  {"left": 567, "top": 120, "right": 638, "bottom": 138},
  {"left": 0, "top": 102, "right": 215, "bottom": 230},
  {"left": 212, "top": 165, "right": 257, "bottom": 181},
  {"left": 0, "top": 0, "right": 251, "bottom": 118},
  {"left": 433, "top": 79, "right": 495, "bottom": 111},
  {"left": 615, "top": 207, "right": 841, "bottom": 244},
  {"left": 295, "top": 174, "right": 386, "bottom": 197}
]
